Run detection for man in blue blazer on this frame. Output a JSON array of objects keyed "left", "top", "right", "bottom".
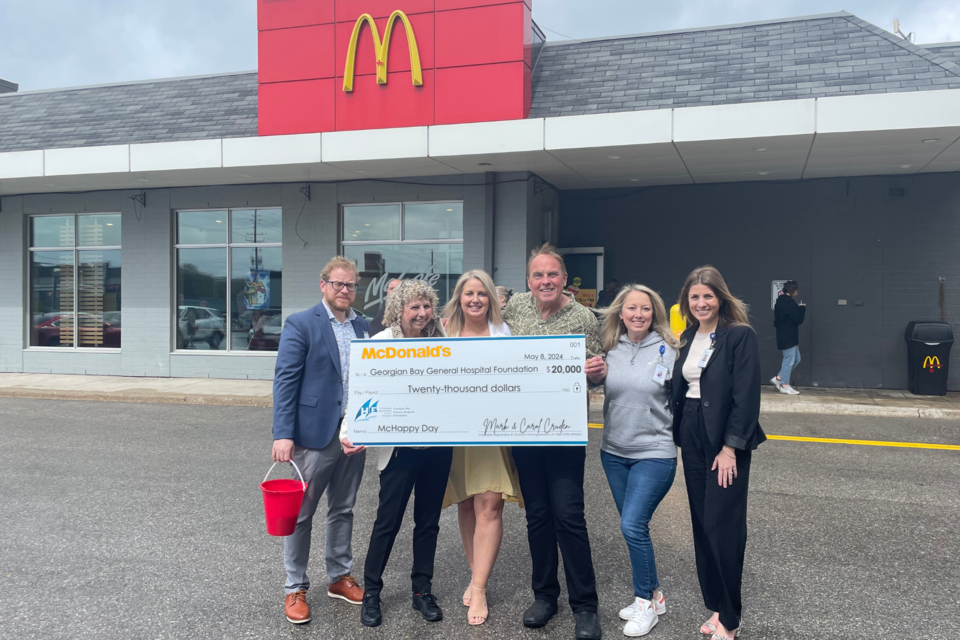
[{"left": 272, "top": 256, "right": 370, "bottom": 624}]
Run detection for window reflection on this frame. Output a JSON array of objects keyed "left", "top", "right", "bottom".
[
  {"left": 31, "top": 216, "right": 74, "bottom": 248},
  {"left": 30, "top": 251, "right": 75, "bottom": 347},
  {"left": 404, "top": 203, "right": 464, "bottom": 240},
  {"left": 177, "top": 248, "right": 227, "bottom": 350},
  {"left": 178, "top": 211, "right": 227, "bottom": 245},
  {"left": 343, "top": 205, "right": 401, "bottom": 242},
  {"left": 77, "top": 250, "right": 122, "bottom": 348},
  {"left": 342, "top": 243, "right": 463, "bottom": 318},
  {"left": 232, "top": 208, "right": 282, "bottom": 244},
  {"left": 231, "top": 247, "right": 282, "bottom": 351}
]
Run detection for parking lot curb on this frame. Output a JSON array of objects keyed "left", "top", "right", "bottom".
[{"left": 0, "top": 388, "right": 273, "bottom": 408}]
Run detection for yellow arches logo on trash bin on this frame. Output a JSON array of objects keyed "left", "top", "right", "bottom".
[
  {"left": 922, "top": 356, "right": 942, "bottom": 372},
  {"left": 343, "top": 10, "right": 423, "bottom": 92}
]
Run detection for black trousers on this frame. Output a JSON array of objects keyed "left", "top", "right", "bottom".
[
  {"left": 679, "top": 399, "right": 752, "bottom": 631},
  {"left": 512, "top": 446, "right": 599, "bottom": 613},
  {"left": 363, "top": 447, "right": 453, "bottom": 596}
]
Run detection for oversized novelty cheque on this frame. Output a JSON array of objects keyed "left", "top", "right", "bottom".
[{"left": 346, "top": 335, "right": 589, "bottom": 446}]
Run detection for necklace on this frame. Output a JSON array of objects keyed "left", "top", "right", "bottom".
[{"left": 629, "top": 340, "right": 642, "bottom": 365}]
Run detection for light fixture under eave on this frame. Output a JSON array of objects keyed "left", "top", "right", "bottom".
[
  {"left": 608, "top": 155, "right": 621, "bottom": 160},
  {"left": 754, "top": 148, "right": 766, "bottom": 152},
  {"left": 630, "top": 179, "right": 639, "bottom": 182},
  {"left": 900, "top": 165, "right": 913, "bottom": 169},
  {"left": 758, "top": 171, "right": 770, "bottom": 176},
  {"left": 922, "top": 138, "right": 940, "bottom": 143},
  {"left": 215, "top": 220, "right": 222, "bottom": 223}
]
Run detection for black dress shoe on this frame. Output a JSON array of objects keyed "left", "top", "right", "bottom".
[
  {"left": 575, "top": 611, "right": 602, "bottom": 640},
  {"left": 361, "top": 593, "right": 382, "bottom": 627},
  {"left": 522, "top": 600, "right": 558, "bottom": 628},
  {"left": 412, "top": 592, "right": 443, "bottom": 622}
]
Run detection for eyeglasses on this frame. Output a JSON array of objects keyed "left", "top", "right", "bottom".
[{"left": 324, "top": 280, "right": 359, "bottom": 292}]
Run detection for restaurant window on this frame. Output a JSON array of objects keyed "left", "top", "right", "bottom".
[
  {"left": 341, "top": 202, "right": 463, "bottom": 318},
  {"left": 29, "top": 214, "right": 122, "bottom": 348},
  {"left": 175, "top": 208, "right": 282, "bottom": 352}
]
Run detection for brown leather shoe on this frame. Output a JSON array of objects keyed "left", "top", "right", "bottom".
[
  {"left": 285, "top": 590, "right": 311, "bottom": 624},
  {"left": 327, "top": 575, "right": 364, "bottom": 605}
]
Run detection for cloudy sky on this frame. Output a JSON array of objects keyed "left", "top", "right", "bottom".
[{"left": 1, "top": 0, "right": 957, "bottom": 91}]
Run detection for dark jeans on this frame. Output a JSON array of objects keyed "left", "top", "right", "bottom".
[
  {"left": 512, "top": 446, "right": 598, "bottom": 613},
  {"left": 363, "top": 447, "right": 453, "bottom": 597},
  {"left": 679, "top": 399, "right": 752, "bottom": 631},
  {"left": 600, "top": 451, "right": 677, "bottom": 600}
]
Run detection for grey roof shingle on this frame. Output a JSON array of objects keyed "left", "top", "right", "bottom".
[
  {"left": 1, "top": 13, "right": 959, "bottom": 154},
  {"left": 529, "top": 12, "right": 960, "bottom": 117},
  {"left": 0, "top": 72, "right": 257, "bottom": 153}
]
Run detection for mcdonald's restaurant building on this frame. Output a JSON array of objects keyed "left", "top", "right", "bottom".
[{"left": 2, "top": 4, "right": 960, "bottom": 390}]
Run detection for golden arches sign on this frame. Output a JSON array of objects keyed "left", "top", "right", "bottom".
[
  {"left": 343, "top": 10, "right": 423, "bottom": 92},
  {"left": 923, "top": 356, "right": 942, "bottom": 370}
]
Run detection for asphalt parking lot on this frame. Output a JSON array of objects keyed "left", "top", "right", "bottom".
[{"left": 0, "top": 398, "right": 958, "bottom": 640}]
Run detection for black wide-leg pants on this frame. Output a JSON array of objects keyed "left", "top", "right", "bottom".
[
  {"left": 679, "top": 399, "right": 752, "bottom": 631},
  {"left": 512, "top": 445, "right": 599, "bottom": 613},
  {"left": 363, "top": 447, "right": 453, "bottom": 597}
]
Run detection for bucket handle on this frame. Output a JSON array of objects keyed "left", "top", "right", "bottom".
[{"left": 264, "top": 460, "right": 307, "bottom": 492}]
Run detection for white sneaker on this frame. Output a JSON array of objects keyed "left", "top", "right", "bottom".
[
  {"left": 770, "top": 376, "right": 783, "bottom": 390},
  {"left": 620, "top": 592, "right": 666, "bottom": 620},
  {"left": 623, "top": 598, "right": 658, "bottom": 637},
  {"left": 652, "top": 591, "right": 665, "bottom": 615},
  {"left": 780, "top": 385, "right": 801, "bottom": 395}
]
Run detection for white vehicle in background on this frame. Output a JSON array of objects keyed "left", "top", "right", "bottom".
[{"left": 178, "top": 306, "right": 227, "bottom": 348}]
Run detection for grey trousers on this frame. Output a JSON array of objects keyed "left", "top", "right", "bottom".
[{"left": 283, "top": 432, "right": 366, "bottom": 594}]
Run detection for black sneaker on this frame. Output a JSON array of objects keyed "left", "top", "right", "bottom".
[
  {"left": 412, "top": 592, "right": 443, "bottom": 622},
  {"left": 575, "top": 611, "right": 602, "bottom": 640},
  {"left": 361, "top": 593, "right": 382, "bottom": 627},
  {"left": 522, "top": 600, "right": 558, "bottom": 628}
]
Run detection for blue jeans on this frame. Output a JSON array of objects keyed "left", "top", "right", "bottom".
[
  {"left": 600, "top": 452, "right": 677, "bottom": 600},
  {"left": 779, "top": 346, "right": 801, "bottom": 385}
]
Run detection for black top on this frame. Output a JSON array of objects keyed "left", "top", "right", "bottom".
[
  {"left": 670, "top": 324, "right": 766, "bottom": 452},
  {"left": 774, "top": 295, "right": 806, "bottom": 350},
  {"left": 369, "top": 305, "right": 387, "bottom": 336}
]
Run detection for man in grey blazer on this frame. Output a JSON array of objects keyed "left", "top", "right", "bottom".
[{"left": 272, "top": 256, "right": 370, "bottom": 624}]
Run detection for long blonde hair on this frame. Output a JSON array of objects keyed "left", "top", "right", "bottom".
[
  {"left": 383, "top": 279, "right": 445, "bottom": 337},
  {"left": 678, "top": 265, "right": 751, "bottom": 331},
  {"left": 600, "top": 284, "right": 680, "bottom": 353},
  {"left": 442, "top": 270, "right": 503, "bottom": 337}
]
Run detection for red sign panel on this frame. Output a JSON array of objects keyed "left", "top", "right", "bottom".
[{"left": 257, "top": 0, "right": 533, "bottom": 134}]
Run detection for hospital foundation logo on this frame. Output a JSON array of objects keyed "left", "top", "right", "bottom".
[
  {"left": 343, "top": 10, "right": 422, "bottom": 92},
  {"left": 355, "top": 398, "right": 380, "bottom": 422},
  {"left": 923, "top": 356, "right": 942, "bottom": 373}
]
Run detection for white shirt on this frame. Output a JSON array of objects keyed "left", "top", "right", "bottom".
[{"left": 683, "top": 332, "right": 713, "bottom": 399}]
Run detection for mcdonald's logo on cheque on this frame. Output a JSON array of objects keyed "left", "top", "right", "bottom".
[
  {"left": 343, "top": 10, "right": 423, "bottom": 92},
  {"left": 923, "top": 356, "right": 942, "bottom": 372}
]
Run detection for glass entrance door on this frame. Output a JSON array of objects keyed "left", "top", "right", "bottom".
[{"left": 558, "top": 247, "right": 604, "bottom": 308}]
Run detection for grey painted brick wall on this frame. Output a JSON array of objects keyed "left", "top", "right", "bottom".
[
  {"left": 560, "top": 173, "right": 960, "bottom": 390},
  {"left": 1, "top": 173, "right": 524, "bottom": 381},
  {"left": 0, "top": 196, "right": 24, "bottom": 373}
]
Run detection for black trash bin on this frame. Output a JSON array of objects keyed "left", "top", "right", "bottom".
[{"left": 905, "top": 321, "right": 954, "bottom": 396}]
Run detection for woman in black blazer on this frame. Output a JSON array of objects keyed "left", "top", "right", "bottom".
[{"left": 670, "top": 266, "right": 766, "bottom": 640}]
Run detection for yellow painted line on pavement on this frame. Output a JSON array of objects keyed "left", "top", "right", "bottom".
[
  {"left": 588, "top": 424, "right": 958, "bottom": 450},
  {"left": 766, "top": 435, "right": 960, "bottom": 450}
]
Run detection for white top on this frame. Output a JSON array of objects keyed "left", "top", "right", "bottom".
[
  {"left": 683, "top": 332, "right": 713, "bottom": 399},
  {"left": 342, "top": 322, "right": 510, "bottom": 471}
]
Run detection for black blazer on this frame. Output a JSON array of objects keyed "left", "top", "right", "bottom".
[
  {"left": 670, "top": 324, "right": 766, "bottom": 453},
  {"left": 774, "top": 295, "right": 805, "bottom": 350}
]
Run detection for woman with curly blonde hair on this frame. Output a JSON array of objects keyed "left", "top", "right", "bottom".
[{"left": 345, "top": 279, "right": 453, "bottom": 628}]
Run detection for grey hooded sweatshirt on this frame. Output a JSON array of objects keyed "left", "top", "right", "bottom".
[{"left": 601, "top": 331, "right": 678, "bottom": 460}]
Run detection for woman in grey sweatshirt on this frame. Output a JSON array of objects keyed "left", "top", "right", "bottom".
[{"left": 586, "top": 284, "right": 680, "bottom": 637}]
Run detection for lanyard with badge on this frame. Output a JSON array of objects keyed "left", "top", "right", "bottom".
[
  {"left": 698, "top": 332, "right": 717, "bottom": 368},
  {"left": 652, "top": 344, "right": 669, "bottom": 387}
]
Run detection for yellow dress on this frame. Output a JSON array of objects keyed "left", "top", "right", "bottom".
[
  {"left": 441, "top": 321, "right": 524, "bottom": 509},
  {"left": 443, "top": 446, "right": 524, "bottom": 509}
]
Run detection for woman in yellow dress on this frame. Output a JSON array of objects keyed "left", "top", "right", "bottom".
[{"left": 441, "top": 269, "right": 523, "bottom": 627}]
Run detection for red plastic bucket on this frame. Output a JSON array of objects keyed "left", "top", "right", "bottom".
[{"left": 261, "top": 461, "right": 308, "bottom": 537}]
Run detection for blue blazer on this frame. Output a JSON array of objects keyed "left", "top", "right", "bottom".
[{"left": 272, "top": 303, "right": 369, "bottom": 450}]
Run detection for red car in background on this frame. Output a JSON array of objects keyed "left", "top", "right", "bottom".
[{"left": 33, "top": 312, "right": 121, "bottom": 348}]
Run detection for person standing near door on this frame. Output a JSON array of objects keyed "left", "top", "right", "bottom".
[
  {"left": 503, "top": 243, "right": 604, "bottom": 640},
  {"left": 671, "top": 266, "right": 766, "bottom": 640},
  {"left": 772, "top": 280, "right": 805, "bottom": 395},
  {"left": 272, "top": 256, "right": 370, "bottom": 625}
]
